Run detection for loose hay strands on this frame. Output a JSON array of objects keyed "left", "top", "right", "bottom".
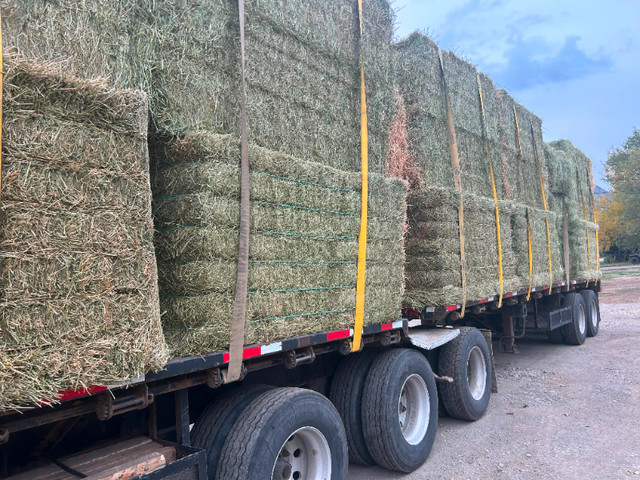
[
  {"left": 0, "top": 54, "right": 167, "bottom": 412},
  {"left": 152, "top": 133, "right": 407, "bottom": 357}
]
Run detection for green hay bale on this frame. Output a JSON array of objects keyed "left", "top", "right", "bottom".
[
  {"left": 0, "top": 55, "right": 166, "bottom": 411},
  {"left": 511, "top": 205, "right": 565, "bottom": 287},
  {"left": 391, "top": 34, "right": 546, "bottom": 205},
  {"left": 0, "top": 296, "right": 166, "bottom": 409},
  {"left": 545, "top": 140, "right": 599, "bottom": 282},
  {"left": 403, "top": 187, "right": 520, "bottom": 307},
  {"left": 152, "top": 132, "right": 407, "bottom": 356},
  {"left": 392, "top": 34, "right": 451, "bottom": 189},
  {"left": 3, "top": 0, "right": 394, "bottom": 173}
]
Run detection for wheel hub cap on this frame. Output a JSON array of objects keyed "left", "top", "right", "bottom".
[
  {"left": 272, "top": 427, "right": 331, "bottom": 480},
  {"left": 398, "top": 374, "right": 430, "bottom": 445},
  {"left": 467, "top": 346, "right": 487, "bottom": 401}
]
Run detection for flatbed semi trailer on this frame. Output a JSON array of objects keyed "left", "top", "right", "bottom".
[{"left": 0, "top": 278, "right": 600, "bottom": 479}]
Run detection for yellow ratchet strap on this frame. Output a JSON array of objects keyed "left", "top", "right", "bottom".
[
  {"left": 590, "top": 187, "right": 600, "bottom": 284},
  {"left": 351, "top": 0, "right": 369, "bottom": 352},
  {"left": 514, "top": 107, "right": 533, "bottom": 299},
  {"left": 531, "top": 121, "right": 553, "bottom": 293},
  {"left": 439, "top": 52, "right": 466, "bottom": 317},
  {"left": 477, "top": 75, "right": 503, "bottom": 307}
]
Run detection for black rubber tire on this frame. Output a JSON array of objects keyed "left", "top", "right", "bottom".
[
  {"left": 580, "top": 289, "right": 600, "bottom": 337},
  {"left": 191, "top": 384, "right": 273, "bottom": 479},
  {"left": 562, "top": 292, "right": 587, "bottom": 345},
  {"left": 438, "top": 327, "right": 492, "bottom": 421},
  {"left": 630, "top": 256, "right": 639, "bottom": 265},
  {"left": 216, "top": 387, "right": 348, "bottom": 480},
  {"left": 329, "top": 350, "right": 379, "bottom": 466},
  {"left": 361, "top": 349, "right": 438, "bottom": 473}
]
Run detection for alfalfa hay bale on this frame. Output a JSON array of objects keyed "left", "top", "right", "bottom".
[
  {"left": 545, "top": 140, "right": 600, "bottom": 281},
  {"left": 3, "top": 0, "right": 394, "bottom": 173},
  {"left": 152, "top": 133, "right": 407, "bottom": 357},
  {"left": 0, "top": 54, "right": 167, "bottom": 411},
  {"left": 403, "top": 187, "right": 520, "bottom": 307}
]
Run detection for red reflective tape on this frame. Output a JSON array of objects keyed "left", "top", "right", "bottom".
[
  {"left": 479, "top": 298, "right": 489, "bottom": 304},
  {"left": 242, "top": 346, "right": 262, "bottom": 359},
  {"left": 223, "top": 352, "right": 230, "bottom": 363},
  {"left": 504, "top": 292, "right": 513, "bottom": 298},
  {"left": 328, "top": 329, "right": 351, "bottom": 341},
  {"left": 59, "top": 385, "right": 107, "bottom": 401},
  {"left": 41, "top": 385, "right": 108, "bottom": 405},
  {"left": 445, "top": 304, "right": 458, "bottom": 312},
  {"left": 381, "top": 322, "right": 393, "bottom": 331}
]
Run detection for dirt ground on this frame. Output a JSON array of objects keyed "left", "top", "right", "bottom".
[{"left": 350, "top": 276, "right": 640, "bottom": 479}]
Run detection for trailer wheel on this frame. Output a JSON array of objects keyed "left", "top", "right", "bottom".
[
  {"left": 580, "top": 289, "right": 600, "bottom": 337},
  {"left": 361, "top": 349, "right": 438, "bottom": 473},
  {"left": 562, "top": 292, "right": 587, "bottom": 345},
  {"left": 216, "top": 388, "right": 348, "bottom": 480},
  {"left": 437, "top": 327, "right": 491, "bottom": 421},
  {"left": 191, "top": 384, "right": 273, "bottom": 478},
  {"left": 329, "top": 350, "right": 379, "bottom": 466}
]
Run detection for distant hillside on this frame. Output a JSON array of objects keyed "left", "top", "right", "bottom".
[{"left": 594, "top": 185, "right": 610, "bottom": 199}]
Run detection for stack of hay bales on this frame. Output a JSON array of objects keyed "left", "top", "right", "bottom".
[
  {"left": 151, "top": 133, "right": 406, "bottom": 357},
  {"left": 2, "top": 0, "right": 394, "bottom": 172},
  {"left": 0, "top": 55, "right": 166, "bottom": 411},
  {"left": 545, "top": 140, "right": 600, "bottom": 281},
  {"left": 146, "top": 0, "right": 394, "bottom": 172},
  {"left": 394, "top": 34, "right": 519, "bottom": 307},
  {"left": 393, "top": 33, "right": 569, "bottom": 309},
  {"left": 142, "top": 0, "right": 401, "bottom": 356},
  {"left": 3, "top": 0, "right": 402, "bottom": 361}
]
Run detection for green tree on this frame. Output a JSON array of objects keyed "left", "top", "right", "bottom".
[{"left": 605, "top": 128, "right": 640, "bottom": 251}]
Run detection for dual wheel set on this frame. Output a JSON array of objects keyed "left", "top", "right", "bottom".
[
  {"left": 548, "top": 289, "right": 601, "bottom": 345},
  {"left": 191, "top": 327, "right": 492, "bottom": 479}
]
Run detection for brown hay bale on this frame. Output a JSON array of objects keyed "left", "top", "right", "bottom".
[{"left": 386, "top": 90, "right": 422, "bottom": 190}]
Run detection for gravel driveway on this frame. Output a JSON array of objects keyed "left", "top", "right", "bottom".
[{"left": 350, "top": 277, "right": 640, "bottom": 479}]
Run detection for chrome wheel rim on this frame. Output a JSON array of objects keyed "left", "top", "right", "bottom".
[
  {"left": 398, "top": 374, "right": 430, "bottom": 445},
  {"left": 590, "top": 298, "right": 598, "bottom": 330},
  {"left": 272, "top": 427, "right": 331, "bottom": 480},
  {"left": 577, "top": 303, "right": 586, "bottom": 335},
  {"left": 467, "top": 346, "right": 487, "bottom": 401}
]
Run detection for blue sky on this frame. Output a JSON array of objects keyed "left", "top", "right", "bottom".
[{"left": 393, "top": 0, "right": 640, "bottom": 189}]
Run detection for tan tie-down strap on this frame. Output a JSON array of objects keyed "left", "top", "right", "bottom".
[
  {"left": 439, "top": 52, "right": 467, "bottom": 317},
  {"left": 530, "top": 121, "right": 553, "bottom": 294},
  {"left": 227, "top": 0, "right": 251, "bottom": 383},
  {"left": 477, "top": 75, "right": 504, "bottom": 308},
  {"left": 576, "top": 168, "right": 592, "bottom": 287}
]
